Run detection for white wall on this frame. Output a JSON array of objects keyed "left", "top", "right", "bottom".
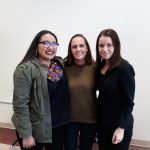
[{"left": 0, "top": 0, "right": 150, "bottom": 142}]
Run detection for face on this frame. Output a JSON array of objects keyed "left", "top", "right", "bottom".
[
  {"left": 37, "top": 33, "right": 58, "bottom": 64},
  {"left": 98, "top": 35, "right": 114, "bottom": 61},
  {"left": 71, "top": 37, "right": 88, "bottom": 64}
]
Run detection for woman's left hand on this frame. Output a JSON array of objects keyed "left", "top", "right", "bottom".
[{"left": 112, "top": 127, "right": 124, "bottom": 144}]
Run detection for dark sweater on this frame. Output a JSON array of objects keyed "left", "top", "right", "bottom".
[{"left": 47, "top": 59, "right": 70, "bottom": 128}]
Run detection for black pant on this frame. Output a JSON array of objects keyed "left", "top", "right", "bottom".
[
  {"left": 16, "top": 125, "right": 66, "bottom": 150},
  {"left": 97, "top": 125, "right": 133, "bottom": 150},
  {"left": 64, "top": 122, "right": 96, "bottom": 150}
]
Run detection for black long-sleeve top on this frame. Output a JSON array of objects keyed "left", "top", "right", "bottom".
[{"left": 96, "top": 60, "right": 135, "bottom": 130}]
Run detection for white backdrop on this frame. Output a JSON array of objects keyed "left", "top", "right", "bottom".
[{"left": 0, "top": 0, "right": 150, "bottom": 142}]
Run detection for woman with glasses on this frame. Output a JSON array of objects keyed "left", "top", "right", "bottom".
[
  {"left": 11, "top": 30, "right": 70, "bottom": 150},
  {"left": 64, "top": 34, "right": 97, "bottom": 150},
  {"left": 95, "top": 29, "right": 135, "bottom": 150}
]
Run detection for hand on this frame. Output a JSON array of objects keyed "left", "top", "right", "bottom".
[
  {"left": 23, "top": 136, "right": 35, "bottom": 149},
  {"left": 112, "top": 127, "right": 124, "bottom": 144}
]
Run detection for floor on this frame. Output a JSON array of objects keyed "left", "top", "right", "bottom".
[{"left": 0, "top": 127, "right": 150, "bottom": 150}]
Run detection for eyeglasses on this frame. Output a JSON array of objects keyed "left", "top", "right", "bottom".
[{"left": 38, "top": 41, "right": 59, "bottom": 48}]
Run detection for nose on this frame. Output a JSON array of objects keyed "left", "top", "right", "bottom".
[
  {"left": 77, "top": 46, "right": 80, "bottom": 50},
  {"left": 103, "top": 45, "right": 107, "bottom": 51},
  {"left": 74, "top": 45, "right": 80, "bottom": 52}
]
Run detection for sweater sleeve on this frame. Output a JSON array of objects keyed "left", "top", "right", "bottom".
[
  {"left": 117, "top": 62, "right": 135, "bottom": 129},
  {"left": 12, "top": 64, "right": 33, "bottom": 138}
]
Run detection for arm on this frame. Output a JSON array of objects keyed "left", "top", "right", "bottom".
[
  {"left": 112, "top": 62, "right": 135, "bottom": 144},
  {"left": 117, "top": 62, "right": 135, "bottom": 129},
  {"left": 13, "top": 65, "right": 36, "bottom": 148},
  {"left": 13, "top": 64, "right": 33, "bottom": 138}
]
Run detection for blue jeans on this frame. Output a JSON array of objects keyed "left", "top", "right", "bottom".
[{"left": 64, "top": 122, "right": 96, "bottom": 150}]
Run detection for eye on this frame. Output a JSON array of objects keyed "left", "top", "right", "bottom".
[
  {"left": 72, "top": 45, "right": 78, "bottom": 49},
  {"left": 107, "top": 43, "right": 113, "bottom": 47},
  {"left": 79, "top": 44, "right": 85, "bottom": 48},
  {"left": 52, "top": 42, "right": 58, "bottom": 46},
  {"left": 99, "top": 44, "right": 104, "bottom": 48},
  {"left": 42, "top": 41, "right": 49, "bottom": 46}
]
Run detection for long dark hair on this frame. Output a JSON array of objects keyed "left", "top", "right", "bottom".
[
  {"left": 18, "top": 30, "right": 58, "bottom": 65},
  {"left": 96, "top": 29, "right": 123, "bottom": 70},
  {"left": 64, "top": 34, "right": 94, "bottom": 66}
]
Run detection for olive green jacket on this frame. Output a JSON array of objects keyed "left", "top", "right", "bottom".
[{"left": 12, "top": 58, "right": 64, "bottom": 143}]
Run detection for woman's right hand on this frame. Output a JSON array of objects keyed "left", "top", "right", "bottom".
[{"left": 23, "top": 136, "right": 35, "bottom": 149}]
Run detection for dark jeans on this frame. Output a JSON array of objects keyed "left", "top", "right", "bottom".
[
  {"left": 64, "top": 122, "right": 96, "bottom": 150},
  {"left": 97, "top": 125, "right": 133, "bottom": 150},
  {"left": 16, "top": 125, "right": 66, "bottom": 150}
]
